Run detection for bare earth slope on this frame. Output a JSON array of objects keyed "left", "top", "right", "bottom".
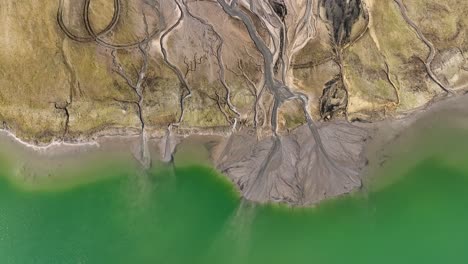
[{"left": 0, "top": 0, "right": 467, "bottom": 205}]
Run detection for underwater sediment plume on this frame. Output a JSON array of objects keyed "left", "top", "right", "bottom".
[{"left": 0, "top": 0, "right": 467, "bottom": 207}]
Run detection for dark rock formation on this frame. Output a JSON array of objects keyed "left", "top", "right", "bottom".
[{"left": 322, "top": 0, "right": 362, "bottom": 45}]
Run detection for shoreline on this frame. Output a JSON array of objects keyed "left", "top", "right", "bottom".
[
  {"left": 2, "top": 89, "right": 463, "bottom": 153},
  {"left": 1, "top": 92, "right": 467, "bottom": 206}
]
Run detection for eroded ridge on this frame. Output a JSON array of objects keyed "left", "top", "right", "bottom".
[
  {"left": 57, "top": 0, "right": 166, "bottom": 166},
  {"left": 393, "top": 0, "right": 453, "bottom": 94}
]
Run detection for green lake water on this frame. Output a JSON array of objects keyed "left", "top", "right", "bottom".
[{"left": 1, "top": 129, "right": 468, "bottom": 263}]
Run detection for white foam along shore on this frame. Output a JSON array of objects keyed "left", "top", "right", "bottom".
[
  {"left": 0, "top": 129, "right": 100, "bottom": 152},
  {"left": 0, "top": 124, "right": 234, "bottom": 158}
]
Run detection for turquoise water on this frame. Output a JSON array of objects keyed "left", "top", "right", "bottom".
[
  {"left": 0, "top": 131, "right": 468, "bottom": 263},
  {"left": 0, "top": 160, "right": 467, "bottom": 263}
]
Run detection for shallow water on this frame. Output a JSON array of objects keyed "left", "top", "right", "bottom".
[{"left": 1, "top": 125, "right": 468, "bottom": 263}]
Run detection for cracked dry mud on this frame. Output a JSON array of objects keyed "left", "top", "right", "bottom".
[{"left": 1, "top": 0, "right": 467, "bottom": 205}]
